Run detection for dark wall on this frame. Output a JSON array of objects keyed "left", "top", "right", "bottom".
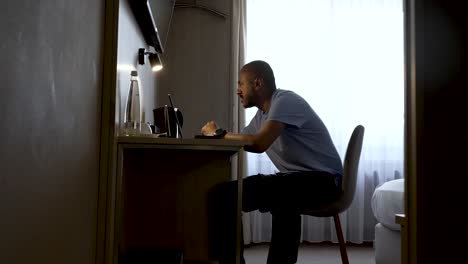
[
  {"left": 0, "top": 1, "right": 104, "bottom": 263},
  {"left": 409, "top": 0, "right": 468, "bottom": 262}
]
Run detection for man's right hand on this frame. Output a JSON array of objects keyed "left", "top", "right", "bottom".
[{"left": 201, "top": 121, "right": 219, "bottom": 136}]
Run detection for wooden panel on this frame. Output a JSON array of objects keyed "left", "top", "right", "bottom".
[
  {"left": 121, "top": 148, "right": 235, "bottom": 262},
  {"left": 405, "top": 1, "right": 468, "bottom": 263}
]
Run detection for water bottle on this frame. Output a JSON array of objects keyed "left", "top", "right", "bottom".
[{"left": 124, "top": 70, "right": 141, "bottom": 135}]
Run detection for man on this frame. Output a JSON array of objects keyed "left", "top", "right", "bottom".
[{"left": 202, "top": 60, "right": 343, "bottom": 264}]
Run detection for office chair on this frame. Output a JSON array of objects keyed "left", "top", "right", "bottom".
[{"left": 300, "top": 125, "right": 365, "bottom": 264}]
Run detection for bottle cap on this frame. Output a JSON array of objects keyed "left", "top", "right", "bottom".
[{"left": 131, "top": 70, "right": 138, "bottom": 76}]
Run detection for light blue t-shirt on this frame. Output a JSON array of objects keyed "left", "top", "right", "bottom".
[{"left": 242, "top": 89, "right": 343, "bottom": 176}]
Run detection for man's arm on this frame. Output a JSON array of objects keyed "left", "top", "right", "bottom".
[{"left": 225, "top": 120, "right": 285, "bottom": 153}]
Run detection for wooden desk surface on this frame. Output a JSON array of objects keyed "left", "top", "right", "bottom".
[{"left": 117, "top": 135, "right": 245, "bottom": 151}]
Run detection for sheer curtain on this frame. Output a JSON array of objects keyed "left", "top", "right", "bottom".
[{"left": 243, "top": 0, "right": 404, "bottom": 243}]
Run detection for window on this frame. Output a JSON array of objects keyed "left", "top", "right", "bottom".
[{"left": 244, "top": 0, "right": 404, "bottom": 243}]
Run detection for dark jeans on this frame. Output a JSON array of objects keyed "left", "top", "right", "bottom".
[{"left": 209, "top": 171, "right": 341, "bottom": 264}]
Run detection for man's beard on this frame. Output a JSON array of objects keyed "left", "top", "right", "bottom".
[
  {"left": 240, "top": 95, "right": 255, "bottom": 108},
  {"left": 242, "top": 100, "right": 255, "bottom": 108}
]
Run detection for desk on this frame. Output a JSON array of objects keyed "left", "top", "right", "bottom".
[{"left": 114, "top": 136, "right": 244, "bottom": 263}]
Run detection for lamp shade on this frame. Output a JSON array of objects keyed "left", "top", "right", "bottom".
[{"left": 148, "top": 53, "right": 163, "bottom": 71}]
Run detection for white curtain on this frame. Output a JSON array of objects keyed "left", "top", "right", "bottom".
[{"left": 243, "top": 0, "right": 404, "bottom": 243}]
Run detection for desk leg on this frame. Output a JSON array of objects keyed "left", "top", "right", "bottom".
[{"left": 236, "top": 176, "right": 243, "bottom": 264}]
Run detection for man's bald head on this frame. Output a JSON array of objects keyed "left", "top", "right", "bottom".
[{"left": 241, "top": 60, "right": 277, "bottom": 91}]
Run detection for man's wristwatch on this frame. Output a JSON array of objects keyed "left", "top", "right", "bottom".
[{"left": 212, "top": 128, "right": 227, "bottom": 138}]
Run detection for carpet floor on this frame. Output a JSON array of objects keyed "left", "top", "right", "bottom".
[{"left": 244, "top": 242, "right": 375, "bottom": 264}]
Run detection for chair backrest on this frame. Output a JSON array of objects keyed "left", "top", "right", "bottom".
[
  {"left": 338, "top": 125, "right": 365, "bottom": 212},
  {"left": 299, "top": 125, "right": 365, "bottom": 217}
]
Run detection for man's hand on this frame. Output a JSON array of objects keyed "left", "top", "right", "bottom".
[{"left": 201, "top": 121, "right": 219, "bottom": 136}]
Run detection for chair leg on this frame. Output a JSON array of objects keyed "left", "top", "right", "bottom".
[{"left": 333, "top": 213, "right": 349, "bottom": 264}]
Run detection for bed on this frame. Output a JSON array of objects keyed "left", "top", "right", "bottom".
[{"left": 371, "top": 178, "right": 404, "bottom": 264}]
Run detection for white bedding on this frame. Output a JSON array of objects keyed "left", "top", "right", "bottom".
[
  {"left": 371, "top": 179, "right": 404, "bottom": 231},
  {"left": 374, "top": 223, "right": 401, "bottom": 264}
]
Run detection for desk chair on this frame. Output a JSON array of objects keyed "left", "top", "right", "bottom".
[{"left": 300, "top": 125, "right": 364, "bottom": 264}]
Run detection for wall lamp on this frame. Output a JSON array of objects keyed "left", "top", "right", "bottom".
[{"left": 138, "top": 48, "right": 163, "bottom": 72}]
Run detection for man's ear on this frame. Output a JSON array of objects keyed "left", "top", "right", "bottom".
[{"left": 255, "top": 78, "right": 264, "bottom": 88}]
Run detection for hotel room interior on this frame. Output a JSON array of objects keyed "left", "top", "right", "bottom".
[{"left": 0, "top": 0, "right": 467, "bottom": 264}]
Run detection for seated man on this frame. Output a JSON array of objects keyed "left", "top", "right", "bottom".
[{"left": 202, "top": 60, "right": 343, "bottom": 264}]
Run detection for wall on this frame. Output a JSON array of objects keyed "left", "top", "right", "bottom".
[
  {"left": 157, "top": 0, "right": 233, "bottom": 137},
  {"left": 0, "top": 1, "right": 103, "bottom": 263},
  {"left": 116, "top": 0, "right": 158, "bottom": 133}
]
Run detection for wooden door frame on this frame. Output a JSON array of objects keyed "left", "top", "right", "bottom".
[{"left": 96, "top": 0, "right": 119, "bottom": 263}]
